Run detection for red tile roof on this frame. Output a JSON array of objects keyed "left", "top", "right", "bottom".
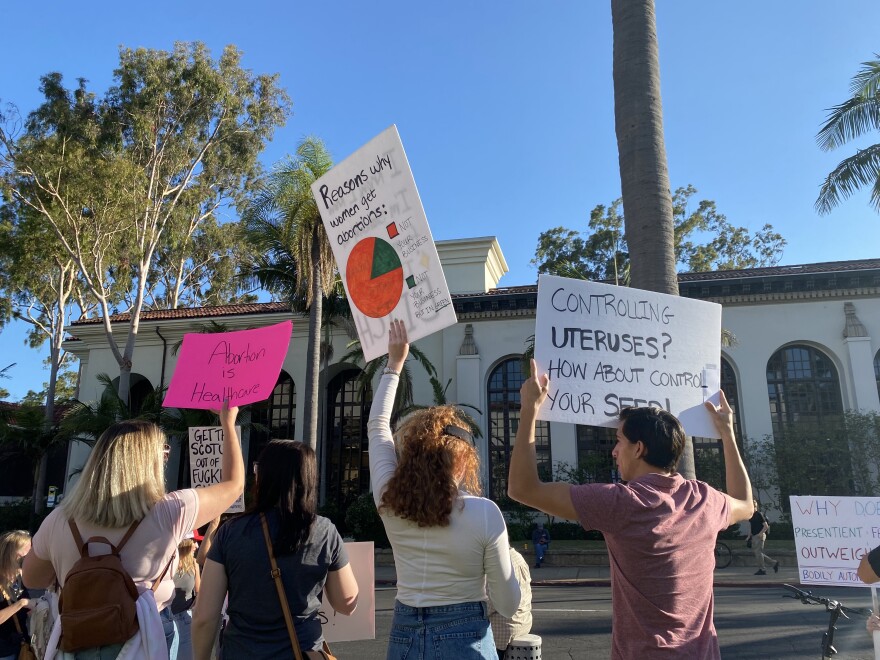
[{"left": 68, "top": 258, "right": 879, "bottom": 326}]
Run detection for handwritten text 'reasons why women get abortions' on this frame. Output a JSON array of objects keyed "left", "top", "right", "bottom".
[{"left": 533, "top": 275, "right": 723, "bottom": 438}]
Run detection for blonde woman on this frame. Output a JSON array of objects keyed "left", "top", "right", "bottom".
[
  {"left": 369, "top": 321, "right": 520, "bottom": 660},
  {"left": 23, "top": 403, "right": 244, "bottom": 659},
  {"left": 0, "top": 530, "right": 31, "bottom": 660},
  {"left": 172, "top": 538, "right": 201, "bottom": 660}
]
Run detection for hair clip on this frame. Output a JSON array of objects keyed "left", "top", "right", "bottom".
[{"left": 444, "top": 424, "right": 475, "bottom": 446}]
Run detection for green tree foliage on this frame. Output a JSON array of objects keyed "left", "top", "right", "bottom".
[
  {"left": 0, "top": 42, "right": 290, "bottom": 401},
  {"left": 816, "top": 56, "right": 880, "bottom": 214},
  {"left": 243, "top": 138, "right": 336, "bottom": 450},
  {"left": 532, "top": 186, "right": 786, "bottom": 278}
]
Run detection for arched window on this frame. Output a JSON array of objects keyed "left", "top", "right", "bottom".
[
  {"left": 874, "top": 349, "right": 880, "bottom": 400},
  {"left": 487, "top": 358, "right": 551, "bottom": 500},
  {"left": 248, "top": 371, "right": 296, "bottom": 470},
  {"left": 325, "top": 369, "right": 372, "bottom": 509},
  {"left": 766, "top": 345, "right": 843, "bottom": 437},
  {"left": 575, "top": 425, "right": 618, "bottom": 484},
  {"left": 766, "top": 344, "right": 849, "bottom": 501}
]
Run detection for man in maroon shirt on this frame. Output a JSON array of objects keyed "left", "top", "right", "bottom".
[{"left": 508, "top": 360, "right": 754, "bottom": 659}]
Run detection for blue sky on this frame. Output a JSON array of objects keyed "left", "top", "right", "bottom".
[{"left": 2, "top": 1, "right": 878, "bottom": 400}]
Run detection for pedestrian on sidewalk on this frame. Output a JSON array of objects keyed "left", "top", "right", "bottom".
[
  {"left": 369, "top": 321, "right": 521, "bottom": 660},
  {"left": 531, "top": 523, "right": 550, "bottom": 569},
  {"left": 747, "top": 500, "right": 779, "bottom": 575},
  {"left": 508, "top": 363, "right": 755, "bottom": 659}
]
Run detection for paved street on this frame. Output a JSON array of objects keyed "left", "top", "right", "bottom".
[{"left": 330, "top": 570, "right": 879, "bottom": 659}]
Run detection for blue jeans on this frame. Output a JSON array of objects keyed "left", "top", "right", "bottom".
[
  {"left": 172, "top": 610, "right": 193, "bottom": 660},
  {"left": 387, "top": 601, "right": 494, "bottom": 660},
  {"left": 161, "top": 607, "right": 179, "bottom": 659},
  {"left": 534, "top": 542, "right": 548, "bottom": 564}
]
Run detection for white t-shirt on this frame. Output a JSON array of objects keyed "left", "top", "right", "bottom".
[
  {"left": 32, "top": 489, "right": 199, "bottom": 609},
  {"left": 368, "top": 373, "right": 521, "bottom": 618}
]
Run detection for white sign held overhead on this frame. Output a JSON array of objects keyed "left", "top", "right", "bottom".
[
  {"left": 188, "top": 426, "right": 244, "bottom": 514},
  {"left": 790, "top": 495, "right": 880, "bottom": 588},
  {"left": 534, "top": 275, "right": 723, "bottom": 438},
  {"left": 311, "top": 125, "right": 457, "bottom": 362}
]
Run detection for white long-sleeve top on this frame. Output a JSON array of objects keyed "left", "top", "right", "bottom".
[{"left": 368, "top": 373, "right": 521, "bottom": 618}]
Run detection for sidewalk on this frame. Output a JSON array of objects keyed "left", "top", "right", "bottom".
[{"left": 374, "top": 561, "right": 801, "bottom": 589}]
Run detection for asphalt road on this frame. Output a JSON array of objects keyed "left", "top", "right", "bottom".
[{"left": 329, "top": 584, "right": 879, "bottom": 659}]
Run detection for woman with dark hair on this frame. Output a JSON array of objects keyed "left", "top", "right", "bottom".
[
  {"left": 191, "top": 440, "right": 358, "bottom": 660},
  {"left": 369, "top": 320, "right": 521, "bottom": 660}
]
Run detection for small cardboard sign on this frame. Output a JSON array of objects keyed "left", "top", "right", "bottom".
[
  {"left": 188, "top": 426, "right": 244, "bottom": 514},
  {"left": 163, "top": 320, "right": 292, "bottom": 410},
  {"left": 790, "top": 495, "right": 880, "bottom": 588},
  {"left": 534, "top": 274, "right": 723, "bottom": 438},
  {"left": 311, "top": 125, "right": 457, "bottom": 362},
  {"left": 321, "top": 542, "right": 375, "bottom": 642}
]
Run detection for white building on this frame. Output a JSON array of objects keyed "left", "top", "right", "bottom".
[{"left": 63, "top": 237, "right": 880, "bottom": 509}]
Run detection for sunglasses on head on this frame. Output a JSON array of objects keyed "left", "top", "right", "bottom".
[{"left": 444, "top": 425, "right": 475, "bottom": 446}]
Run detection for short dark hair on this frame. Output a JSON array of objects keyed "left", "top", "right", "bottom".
[{"left": 618, "top": 407, "right": 686, "bottom": 472}]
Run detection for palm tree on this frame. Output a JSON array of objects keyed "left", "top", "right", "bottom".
[
  {"left": 610, "top": 0, "right": 693, "bottom": 479},
  {"left": 243, "top": 138, "right": 337, "bottom": 450},
  {"left": 816, "top": 56, "right": 880, "bottom": 214},
  {"left": 339, "top": 337, "right": 438, "bottom": 421}
]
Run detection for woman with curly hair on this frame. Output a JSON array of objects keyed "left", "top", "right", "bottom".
[{"left": 369, "top": 320, "right": 521, "bottom": 660}]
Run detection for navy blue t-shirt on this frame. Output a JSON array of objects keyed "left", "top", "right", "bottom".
[{"left": 207, "top": 512, "right": 348, "bottom": 658}]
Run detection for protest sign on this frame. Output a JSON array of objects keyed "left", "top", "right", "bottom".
[
  {"left": 790, "top": 495, "right": 880, "bottom": 588},
  {"left": 311, "top": 125, "right": 457, "bottom": 362},
  {"left": 188, "top": 426, "right": 244, "bottom": 513},
  {"left": 321, "top": 542, "right": 375, "bottom": 642},
  {"left": 163, "top": 320, "right": 292, "bottom": 409},
  {"left": 534, "top": 274, "right": 722, "bottom": 438}
]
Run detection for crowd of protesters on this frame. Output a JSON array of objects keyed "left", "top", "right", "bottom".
[{"left": 19, "top": 321, "right": 872, "bottom": 658}]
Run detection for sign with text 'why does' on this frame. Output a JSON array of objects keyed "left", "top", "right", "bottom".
[
  {"left": 311, "top": 125, "right": 456, "bottom": 362},
  {"left": 188, "top": 426, "right": 244, "bottom": 514},
  {"left": 790, "top": 495, "right": 880, "bottom": 588},
  {"left": 534, "top": 275, "right": 722, "bottom": 438},
  {"left": 163, "top": 321, "right": 292, "bottom": 410}
]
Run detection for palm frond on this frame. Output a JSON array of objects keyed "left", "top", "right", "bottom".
[
  {"left": 815, "top": 143, "right": 880, "bottom": 214},
  {"left": 817, "top": 94, "right": 880, "bottom": 152}
]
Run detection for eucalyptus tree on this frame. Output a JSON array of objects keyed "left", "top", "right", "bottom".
[
  {"left": 243, "top": 138, "right": 337, "bottom": 450},
  {"left": 0, "top": 42, "right": 290, "bottom": 402},
  {"left": 816, "top": 56, "right": 880, "bottom": 214}
]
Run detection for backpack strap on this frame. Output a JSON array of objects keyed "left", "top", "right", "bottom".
[
  {"left": 68, "top": 519, "right": 141, "bottom": 557},
  {"left": 151, "top": 553, "right": 176, "bottom": 594}
]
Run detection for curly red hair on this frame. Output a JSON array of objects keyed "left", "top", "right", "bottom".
[{"left": 379, "top": 405, "right": 481, "bottom": 527}]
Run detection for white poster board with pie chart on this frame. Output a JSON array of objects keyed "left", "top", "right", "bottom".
[{"left": 311, "top": 125, "right": 457, "bottom": 361}]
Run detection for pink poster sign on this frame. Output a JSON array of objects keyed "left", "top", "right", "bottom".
[{"left": 163, "top": 320, "right": 293, "bottom": 409}]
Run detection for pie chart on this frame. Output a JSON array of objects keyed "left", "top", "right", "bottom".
[{"left": 346, "top": 237, "right": 404, "bottom": 318}]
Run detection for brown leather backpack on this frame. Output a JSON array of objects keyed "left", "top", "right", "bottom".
[{"left": 58, "top": 519, "right": 172, "bottom": 652}]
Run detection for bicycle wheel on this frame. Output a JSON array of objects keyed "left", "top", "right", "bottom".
[{"left": 714, "top": 541, "right": 732, "bottom": 569}]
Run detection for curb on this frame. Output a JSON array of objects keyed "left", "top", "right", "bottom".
[{"left": 375, "top": 578, "right": 792, "bottom": 589}]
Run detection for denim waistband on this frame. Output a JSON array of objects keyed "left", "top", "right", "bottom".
[{"left": 393, "top": 600, "right": 487, "bottom": 616}]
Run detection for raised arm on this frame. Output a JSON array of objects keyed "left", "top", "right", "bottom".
[
  {"left": 194, "top": 401, "right": 245, "bottom": 528},
  {"left": 507, "top": 360, "right": 577, "bottom": 520},
  {"left": 366, "top": 319, "right": 409, "bottom": 505},
  {"left": 704, "top": 391, "right": 754, "bottom": 525}
]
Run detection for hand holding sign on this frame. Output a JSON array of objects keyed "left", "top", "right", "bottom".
[
  {"left": 703, "top": 390, "right": 735, "bottom": 441},
  {"left": 520, "top": 359, "right": 550, "bottom": 412}
]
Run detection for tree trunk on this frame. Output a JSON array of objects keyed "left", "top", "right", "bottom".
[
  {"left": 611, "top": 0, "right": 694, "bottom": 479},
  {"left": 302, "top": 238, "right": 324, "bottom": 450}
]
